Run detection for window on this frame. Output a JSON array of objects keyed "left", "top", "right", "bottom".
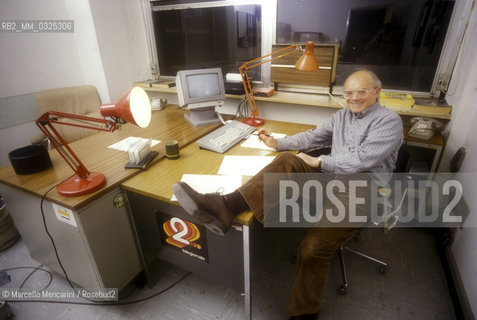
[
  {"left": 276, "top": 0, "right": 455, "bottom": 93},
  {"left": 149, "top": 1, "right": 262, "bottom": 80}
]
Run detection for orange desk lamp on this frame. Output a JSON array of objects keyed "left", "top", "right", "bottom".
[
  {"left": 239, "top": 41, "right": 319, "bottom": 126},
  {"left": 36, "top": 87, "right": 152, "bottom": 197}
]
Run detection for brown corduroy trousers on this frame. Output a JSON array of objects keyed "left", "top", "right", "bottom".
[{"left": 238, "top": 152, "right": 370, "bottom": 316}]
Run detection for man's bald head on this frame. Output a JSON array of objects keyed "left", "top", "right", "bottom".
[
  {"left": 344, "top": 70, "right": 381, "bottom": 89},
  {"left": 343, "top": 70, "right": 382, "bottom": 114}
]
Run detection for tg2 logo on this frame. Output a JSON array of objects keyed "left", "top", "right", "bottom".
[{"left": 163, "top": 217, "right": 202, "bottom": 249}]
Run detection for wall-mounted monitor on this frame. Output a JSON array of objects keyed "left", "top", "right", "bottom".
[{"left": 176, "top": 68, "right": 225, "bottom": 126}]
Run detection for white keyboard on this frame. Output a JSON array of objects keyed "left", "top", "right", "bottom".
[{"left": 196, "top": 120, "right": 256, "bottom": 153}]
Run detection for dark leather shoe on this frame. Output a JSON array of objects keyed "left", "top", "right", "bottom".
[
  {"left": 289, "top": 313, "right": 319, "bottom": 320},
  {"left": 172, "top": 182, "right": 234, "bottom": 236}
]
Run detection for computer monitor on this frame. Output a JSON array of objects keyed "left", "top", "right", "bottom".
[{"left": 176, "top": 68, "right": 225, "bottom": 126}]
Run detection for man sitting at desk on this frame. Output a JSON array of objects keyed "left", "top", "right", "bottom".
[{"left": 173, "top": 70, "right": 403, "bottom": 320}]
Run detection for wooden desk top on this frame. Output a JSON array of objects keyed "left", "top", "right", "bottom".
[
  {"left": 0, "top": 107, "right": 223, "bottom": 210},
  {"left": 121, "top": 119, "right": 315, "bottom": 226}
]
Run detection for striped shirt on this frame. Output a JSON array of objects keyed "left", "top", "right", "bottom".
[{"left": 276, "top": 102, "right": 403, "bottom": 180}]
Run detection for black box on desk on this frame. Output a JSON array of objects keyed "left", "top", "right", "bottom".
[{"left": 224, "top": 81, "right": 245, "bottom": 95}]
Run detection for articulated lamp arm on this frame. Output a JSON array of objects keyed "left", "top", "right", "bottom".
[
  {"left": 239, "top": 45, "right": 301, "bottom": 126},
  {"left": 238, "top": 42, "right": 319, "bottom": 127},
  {"left": 36, "top": 111, "right": 119, "bottom": 196}
]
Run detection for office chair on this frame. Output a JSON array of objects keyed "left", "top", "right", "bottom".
[
  {"left": 336, "top": 147, "right": 411, "bottom": 295},
  {"left": 302, "top": 146, "right": 411, "bottom": 294}
]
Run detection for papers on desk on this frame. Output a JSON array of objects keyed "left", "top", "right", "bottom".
[
  {"left": 171, "top": 156, "right": 275, "bottom": 201},
  {"left": 108, "top": 137, "right": 160, "bottom": 152},
  {"left": 171, "top": 174, "right": 242, "bottom": 201},
  {"left": 240, "top": 132, "right": 286, "bottom": 151},
  {"left": 218, "top": 155, "right": 275, "bottom": 176}
]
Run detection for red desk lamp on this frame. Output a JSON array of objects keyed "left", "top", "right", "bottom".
[
  {"left": 239, "top": 41, "right": 320, "bottom": 126},
  {"left": 36, "top": 87, "right": 152, "bottom": 197}
]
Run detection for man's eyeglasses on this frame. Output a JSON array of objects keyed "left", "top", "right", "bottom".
[{"left": 342, "top": 87, "right": 377, "bottom": 99}]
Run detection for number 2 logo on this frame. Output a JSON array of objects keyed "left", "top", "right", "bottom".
[{"left": 163, "top": 217, "right": 202, "bottom": 249}]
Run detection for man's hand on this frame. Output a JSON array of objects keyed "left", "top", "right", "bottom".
[
  {"left": 257, "top": 128, "right": 277, "bottom": 149},
  {"left": 296, "top": 152, "right": 322, "bottom": 169}
]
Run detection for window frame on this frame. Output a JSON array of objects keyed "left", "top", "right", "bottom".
[
  {"left": 142, "top": 0, "right": 276, "bottom": 83},
  {"left": 142, "top": 0, "right": 470, "bottom": 97}
]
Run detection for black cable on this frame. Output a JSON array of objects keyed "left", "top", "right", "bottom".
[
  {"left": 235, "top": 97, "right": 243, "bottom": 117},
  {"left": 4, "top": 266, "right": 53, "bottom": 292},
  {"left": 236, "top": 96, "right": 250, "bottom": 118},
  {"left": 39, "top": 175, "right": 83, "bottom": 295},
  {"left": 19, "top": 264, "right": 47, "bottom": 291},
  {"left": 19, "top": 264, "right": 43, "bottom": 290}
]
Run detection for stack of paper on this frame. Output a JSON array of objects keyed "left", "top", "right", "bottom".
[
  {"left": 218, "top": 156, "right": 275, "bottom": 176},
  {"left": 171, "top": 155, "right": 276, "bottom": 201},
  {"left": 412, "top": 104, "right": 451, "bottom": 115},
  {"left": 380, "top": 91, "right": 415, "bottom": 110},
  {"left": 151, "top": 80, "right": 176, "bottom": 88}
]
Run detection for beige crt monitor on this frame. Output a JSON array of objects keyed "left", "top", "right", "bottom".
[{"left": 176, "top": 68, "right": 225, "bottom": 126}]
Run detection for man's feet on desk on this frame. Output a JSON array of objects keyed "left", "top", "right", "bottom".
[{"left": 172, "top": 182, "right": 234, "bottom": 236}]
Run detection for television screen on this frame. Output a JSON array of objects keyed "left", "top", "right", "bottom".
[
  {"left": 187, "top": 73, "right": 221, "bottom": 99},
  {"left": 176, "top": 68, "right": 225, "bottom": 107},
  {"left": 176, "top": 68, "right": 225, "bottom": 126}
]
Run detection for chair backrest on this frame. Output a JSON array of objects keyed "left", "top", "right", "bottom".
[
  {"left": 35, "top": 86, "right": 103, "bottom": 144},
  {"left": 379, "top": 147, "right": 411, "bottom": 230},
  {"left": 450, "top": 147, "right": 466, "bottom": 173},
  {"left": 394, "top": 147, "right": 411, "bottom": 173}
]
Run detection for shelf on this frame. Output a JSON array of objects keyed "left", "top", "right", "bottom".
[{"left": 134, "top": 82, "right": 452, "bottom": 120}]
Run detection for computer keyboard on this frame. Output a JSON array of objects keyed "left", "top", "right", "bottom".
[{"left": 196, "top": 120, "right": 256, "bottom": 153}]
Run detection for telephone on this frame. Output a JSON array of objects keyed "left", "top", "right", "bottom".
[{"left": 408, "top": 117, "right": 444, "bottom": 140}]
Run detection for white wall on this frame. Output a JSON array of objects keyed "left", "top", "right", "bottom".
[
  {"left": 0, "top": 0, "right": 88, "bottom": 97},
  {"left": 437, "top": 0, "right": 477, "bottom": 317},
  {"left": 0, "top": 0, "right": 150, "bottom": 166},
  {"left": 0, "top": 0, "right": 150, "bottom": 101},
  {"left": 88, "top": 0, "right": 152, "bottom": 101}
]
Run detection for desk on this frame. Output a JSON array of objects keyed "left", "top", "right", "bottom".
[
  {"left": 121, "top": 119, "right": 314, "bottom": 319},
  {"left": 403, "top": 127, "right": 443, "bottom": 172},
  {"left": 0, "top": 107, "right": 224, "bottom": 290}
]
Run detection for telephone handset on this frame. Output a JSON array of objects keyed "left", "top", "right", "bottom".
[{"left": 408, "top": 117, "right": 444, "bottom": 140}]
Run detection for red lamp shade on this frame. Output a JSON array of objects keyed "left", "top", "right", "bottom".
[
  {"left": 295, "top": 41, "right": 319, "bottom": 71},
  {"left": 100, "top": 87, "right": 152, "bottom": 128}
]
